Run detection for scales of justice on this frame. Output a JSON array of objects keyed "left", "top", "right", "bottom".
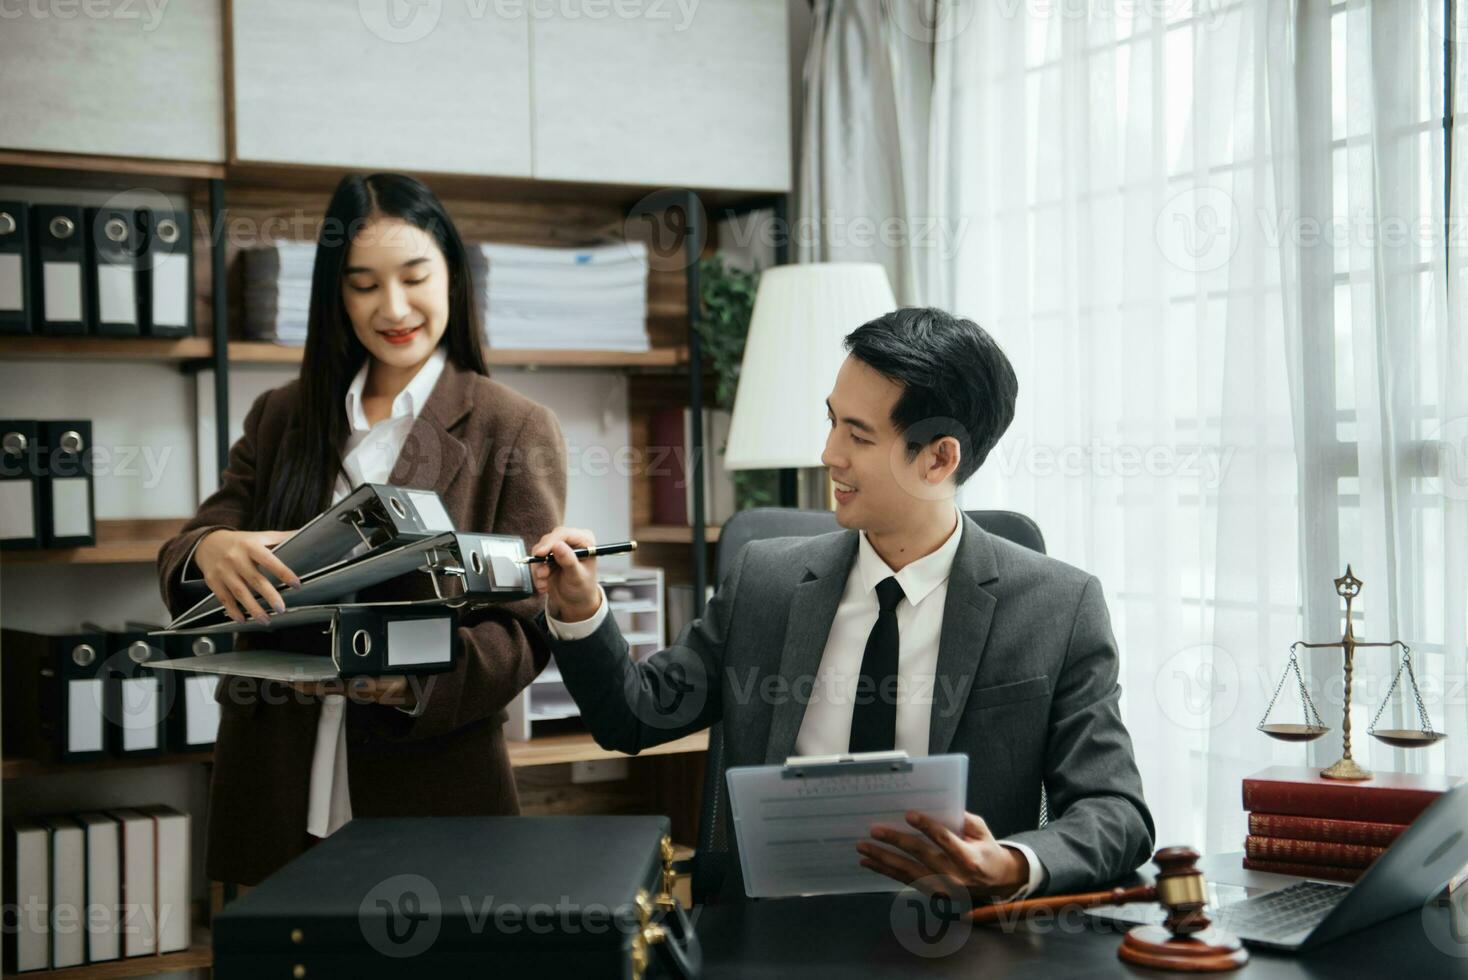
[{"left": 1257, "top": 566, "right": 1445, "bottom": 780}]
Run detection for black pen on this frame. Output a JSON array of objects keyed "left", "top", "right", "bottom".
[{"left": 517, "top": 540, "right": 639, "bottom": 565}]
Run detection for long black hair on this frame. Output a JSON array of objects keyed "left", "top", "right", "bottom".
[{"left": 257, "top": 173, "right": 487, "bottom": 531}]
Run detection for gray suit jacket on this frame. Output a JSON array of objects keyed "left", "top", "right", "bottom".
[{"left": 546, "top": 514, "right": 1155, "bottom": 897}]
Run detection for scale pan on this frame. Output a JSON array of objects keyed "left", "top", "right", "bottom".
[
  {"left": 1369, "top": 729, "right": 1446, "bottom": 748},
  {"left": 1258, "top": 723, "right": 1330, "bottom": 742}
]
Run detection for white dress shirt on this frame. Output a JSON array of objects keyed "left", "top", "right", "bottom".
[
  {"left": 304, "top": 344, "right": 447, "bottom": 838},
  {"left": 546, "top": 507, "right": 1048, "bottom": 898},
  {"left": 184, "top": 346, "right": 448, "bottom": 840}
]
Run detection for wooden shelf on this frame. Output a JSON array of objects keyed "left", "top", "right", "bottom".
[
  {"left": 2, "top": 751, "right": 213, "bottom": 781},
  {"left": 20, "top": 936, "right": 212, "bottom": 979},
  {"left": 0, "top": 148, "right": 224, "bottom": 192},
  {"left": 633, "top": 524, "right": 723, "bottom": 544},
  {"left": 0, "top": 336, "right": 212, "bottom": 363},
  {"left": 225, "top": 341, "right": 689, "bottom": 371},
  {"left": 0, "top": 337, "right": 691, "bottom": 372},
  {"left": 3, "top": 733, "right": 703, "bottom": 778},
  {"left": 3, "top": 518, "right": 189, "bottom": 566},
  {"left": 226, "top": 159, "right": 783, "bottom": 213},
  {"left": 506, "top": 730, "right": 707, "bottom": 768}
]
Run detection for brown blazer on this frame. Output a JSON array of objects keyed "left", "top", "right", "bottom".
[{"left": 156, "top": 357, "right": 566, "bottom": 885}]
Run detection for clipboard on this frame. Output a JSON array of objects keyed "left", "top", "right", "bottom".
[{"left": 725, "top": 751, "right": 968, "bottom": 899}]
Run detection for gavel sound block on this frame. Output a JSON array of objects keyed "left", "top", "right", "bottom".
[{"left": 968, "top": 846, "right": 1248, "bottom": 972}]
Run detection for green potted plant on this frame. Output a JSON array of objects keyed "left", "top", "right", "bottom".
[{"left": 696, "top": 255, "right": 780, "bottom": 511}]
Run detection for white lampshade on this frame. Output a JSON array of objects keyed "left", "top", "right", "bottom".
[{"left": 724, "top": 263, "right": 897, "bottom": 470}]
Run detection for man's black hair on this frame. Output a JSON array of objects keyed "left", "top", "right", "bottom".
[{"left": 842, "top": 306, "right": 1018, "bottom": 485}]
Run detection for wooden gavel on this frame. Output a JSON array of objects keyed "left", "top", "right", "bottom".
[{"left": 969, "top": 846, "right": 1249, "bottom": 972}]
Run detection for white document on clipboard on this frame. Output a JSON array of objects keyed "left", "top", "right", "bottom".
[{"left": 725, "top": 751, "right": 968, "bottom": 899}]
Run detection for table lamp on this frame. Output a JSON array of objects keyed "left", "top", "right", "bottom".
[{"left": 723, "top": 264, "right": 898, "bottom": 493}]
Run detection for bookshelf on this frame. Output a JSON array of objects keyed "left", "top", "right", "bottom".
[
  {"left": 19, "top": 937, "right": 214, "bottom": 980},
  {"left": 0, "top": 146, "right": 773, "bottom": 937},
  {"left": 1, "top": 731, "right": 708, "bottom": 781}
]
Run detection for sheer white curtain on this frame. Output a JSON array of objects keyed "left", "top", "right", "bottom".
[{"left": 799, "top": 0, "right": 1467, "bottom": 853}]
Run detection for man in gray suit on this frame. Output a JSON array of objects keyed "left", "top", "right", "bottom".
[{"left": 532, "top": 307, "right": 1153, "bottom": 901}]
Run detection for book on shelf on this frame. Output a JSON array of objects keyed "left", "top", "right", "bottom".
[
  {"left": 5, "top": 805, "right": 190, "bottom": 971},
  {"left": 1243, "top": 835, "right": 1386, "bottom": 869},
  {"left": 1241, "top": 766, "right": 1457, "bottom": 824},
  {"left": 648, "top": 406, "right": 736, "bottom": 526},
  {"left": 1246, "top": 812, "right": 1408, "bottom": 848}
]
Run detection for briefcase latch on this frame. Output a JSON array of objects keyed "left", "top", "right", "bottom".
[
  {"left": 658, "top": 834, "right": 678, "bottom": 910},
  {"left": 631, "top": 889, "right": 667, "bottom": 980}
]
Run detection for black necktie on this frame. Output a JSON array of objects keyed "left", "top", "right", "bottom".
[{"left": 848, "top": 576, "right": 905, "bottom": 753}]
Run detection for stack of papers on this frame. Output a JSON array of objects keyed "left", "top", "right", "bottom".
[
  {"left": 241, "top": 241, "right": 315, "bottom": 346},
  {"left": 478, "top": 241, "right": 650, "bottom": 352}
]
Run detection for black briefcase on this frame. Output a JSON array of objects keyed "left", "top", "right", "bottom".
[{"left": 213, "top": 816, "right": 701, "bottom": 979}]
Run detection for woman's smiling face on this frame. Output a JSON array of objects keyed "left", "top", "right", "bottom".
[{"left": 342, "top": 216, "right": 451, "bottom": 368}]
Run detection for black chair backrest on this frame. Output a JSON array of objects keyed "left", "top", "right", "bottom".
[{"left": 691, "top": 507, "right": 1046, "bottom": 903}]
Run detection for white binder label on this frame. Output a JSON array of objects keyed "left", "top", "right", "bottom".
[
  {"left": 50, "top": 477, "right": 91, "bottom": 537},
  {"left": 184, "top": 675, "right": 221, "bottom": 745},
  {"left": 152, "top": 255, "right": 189, "bottom": 327},
  {"left": 43, "top": 261, "right": 82, "bottom": 321},
  {"left": 0, "top": 253, "right": 21, "bottom": 311},
  {"left": 387, "top": 616, "right": 453, "bottom": 667},
  {"left": 0, "top": 481, "right": 35, "bottom": 540},
  {"left": 405, "top": 489, "right": 454, "bottom": 531},
  {"left": 66, "top": 679, "right": 105, "bottom": 753},
  {"left": 97, "top": 264, "right": 137, "bottom": 324},
  {"left": 120, "top": 677, "right": 160, "bottom": 751}
]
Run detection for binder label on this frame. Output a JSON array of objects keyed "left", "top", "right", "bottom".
[
  {"left": 152, "top": 257, "right": 189, "bottom": 327},
  {"left": 386, "top": 616, "right": 453, "bottom": 667},
  {"left": 0, "top": 480, "right": 34, "bottom": 539},
  {"left": 184, "top": 675, "right": 221, "bottom": 745},
  {"left": 51, "top": 477, "right": 91, "bottom": 537},
  {"left": 405, "top": 489, "right": 454, "bottom": 531},
  {"left": 43, "top": 261, "right": 83, "bottom": 321},
  {"left": 0, "top": 253, "right": 21, "bottom": 311},
  {"left": 67, "top": 678, "right": 105, "bottom": 753},
  {"left": 97, "top": 264, "right": 137, "bottom": 324},
  {"left": 120, "top": 677, "right": 160, "bottom": 751}
]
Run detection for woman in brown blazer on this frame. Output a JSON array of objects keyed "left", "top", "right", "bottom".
[{"left": 156, "top": 173, "right": 565, "bottom": 886}]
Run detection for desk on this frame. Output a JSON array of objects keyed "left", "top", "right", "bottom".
[{"left": 695, "top": 861, "right": 1468, "bottom": 978}]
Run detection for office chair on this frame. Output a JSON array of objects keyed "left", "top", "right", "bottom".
[{"left": 686, "top": 507, "right": 1048, "bottom": 904}]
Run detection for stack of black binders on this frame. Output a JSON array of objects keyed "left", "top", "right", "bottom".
[{"left": 148, "top": 483, "right": 537, "bottom": 683}]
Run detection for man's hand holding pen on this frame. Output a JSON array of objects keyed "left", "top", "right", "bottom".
[{"left": 531, "top": 527, "right": 604, "bottom": 623}]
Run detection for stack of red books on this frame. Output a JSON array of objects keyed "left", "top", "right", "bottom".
[{"left": 1241, "top": 766, "right": 1458, "bottom": 883}]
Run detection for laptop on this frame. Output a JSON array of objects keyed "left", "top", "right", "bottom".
[{"left": 1085, "top": 779, "right": 1468, "bottom": 951}]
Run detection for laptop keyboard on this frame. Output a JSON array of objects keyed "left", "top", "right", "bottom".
[{"left": 1217, "top": 881, "right": 1351, "bottom": 940}]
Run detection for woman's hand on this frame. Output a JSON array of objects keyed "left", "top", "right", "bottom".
[{"left": 194, "top": 528, "right": 301, "bottom": 625}]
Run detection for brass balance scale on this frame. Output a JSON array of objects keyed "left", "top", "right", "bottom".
[{"left": 1257, "top": 566, "right": 1445, "bottom": 781}]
